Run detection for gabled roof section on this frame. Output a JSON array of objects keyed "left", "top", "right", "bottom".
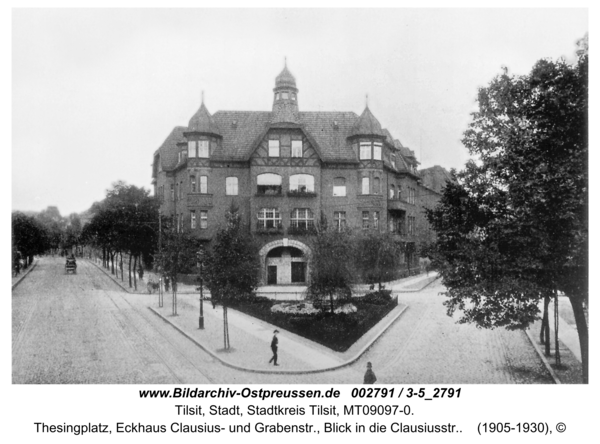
[
  {"left": 300, "top": 111, "right": 360, "bottom": 163},
  {"left": 187, "top": 102, "right": 222, "bottom": 136},
  {"left": 157, "top": 126, "right": 186, "bottom": 170},
  {"left": 350, "top": 106, "right": 385, "bottom": 137},
  {"left": 210, "top": 111, "right": 272, "bottom": 161}
]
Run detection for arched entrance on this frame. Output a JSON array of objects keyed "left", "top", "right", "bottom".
[{"left": 259, "top": 239, "right": 311, "bottom": 285}]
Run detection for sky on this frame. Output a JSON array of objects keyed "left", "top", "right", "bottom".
[{"left": 11, "top": 8, "right": 588, "bottom": 216}]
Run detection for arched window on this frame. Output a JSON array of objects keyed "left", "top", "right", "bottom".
[
  {"left": 257, "top": 173, "right": 282, "bottom": 195},
  {"left": 373, "top": 177, "right": 381, "bottom": 194},
  {"left": 226, "top": 177, "right": 238, "bottom": 196},
  {"left": 190, "top": 175, "right": 196, "bottom": 193},
  {"left": 333, "top": 177, "right": 346, "bottom": 196},
  {"left": 289, "top": 174, "right": 314, "bottom": 193},
  {"left": 362, "top": 177, "right": 370, "bottom": 195}
]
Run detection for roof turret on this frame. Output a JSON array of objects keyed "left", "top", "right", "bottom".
[
  {"left": 350, "top": 106, "right": 385, "bottom": 137},
  {"left": 187, "top": 98, "right": 222, "bottom": 136}
]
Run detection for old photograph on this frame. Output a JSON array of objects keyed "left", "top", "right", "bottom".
[{"left": 12, "top": 8, "right": 588, "bottom": 386}]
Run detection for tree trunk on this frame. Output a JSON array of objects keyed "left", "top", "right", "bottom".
[
  {"left": 329, "top": 291, "right": 335, "bottom": 314},
  {"left": 172, "top": 286, "right": 177, "bottom": 315},
  {"left": 569, "top": 295, "right": 588, "bottom": 383},
  {"left": 133, "top": 255, "right": 138, "bottom": 290},
  {"left": 223, "top": 306, "right": 230, "bottom": 349},
  {"left": 120, "top": 252, "right": 124, "bottom": 281},
  {"left": 110, "top": 252, "right": 115, "bottom": 274},
  {"left": 540, "top": 294, "right": 551, "bottom": 356},
  {"left": 554, "top": 292, "right": 561, "bottom": 366},
  {"left": 128, "top": 254, "right": 132, "bottom": 288}
]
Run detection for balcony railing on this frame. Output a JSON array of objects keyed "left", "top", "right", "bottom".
[
  {"left": 255, "top": 221, "right": 283, "bottom": 235},
  {"left": 287, "top": 190, "right": 317, "bottom": 198}
]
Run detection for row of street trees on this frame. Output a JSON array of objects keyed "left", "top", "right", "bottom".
[
  {"left": 82, "top": 181, "right": 159, "bottom": 289},
  {"left": 426, "top": 38, "right": 588, "bottom": 382}
]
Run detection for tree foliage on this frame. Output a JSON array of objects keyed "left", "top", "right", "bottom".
[
  {"left": 307, "top": 227, "right": 356, "bottom": 313},
  {"left": 355, "top": 231, "right": 404, "bottom": 291},
  {"left": 427, "top": 47, "right": 588, "bottom": 381},
  {"left": 12, "top": 212, "right": 49, "bottom": 264}
]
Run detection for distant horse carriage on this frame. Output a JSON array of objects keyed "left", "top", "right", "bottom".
[{"left": 65, "top": 257, "right": 77, "bottom": 274}]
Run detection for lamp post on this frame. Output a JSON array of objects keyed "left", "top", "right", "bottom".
[{"left": 197, "top": 248, "right": 205, "bottom": 329}]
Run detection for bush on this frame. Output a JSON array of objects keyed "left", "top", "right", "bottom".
[{"left": 362, "top": 289, "right": 392, "bottom": 305}]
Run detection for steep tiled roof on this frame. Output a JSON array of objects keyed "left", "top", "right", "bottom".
[
  {"left": 188, "top": 103, "right": 222, "bottom": 136},
  {"left": 158, "top": 126, "right": 186, "bottom": 170},
  {"left": 299, "top": 111, "right": 359, "bottom": 163},
  {"left": 211, "top": 111, "right": 271, "bottom": 161},
  {"left": 350, "top": 106, "right": 385, "bottom": 137}
]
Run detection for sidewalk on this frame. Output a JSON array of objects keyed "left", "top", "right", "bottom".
[{"left": 90, "top": 259, "right": 437, "bottom": 374}]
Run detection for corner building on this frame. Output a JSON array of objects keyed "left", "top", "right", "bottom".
[{"left": 152, "top": 64, "right": 441, "bottom": 285}]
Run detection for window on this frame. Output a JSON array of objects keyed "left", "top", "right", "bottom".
[
  {"left": 289, "top": 174, "right": 314, "bottom": 193},
  {"left": 389, "top": 185, "right": 395, "bottom": 199},
  {"left": 198, "top": 140, "right": 209, "bottom": 158},
  {"left": 257, "top": 173, "right": 282, "bottom": 195},
  {"left": 333, "top": 177, "right": 346, "bottom": 196},
  {"left": 199, "top": 176, "right": 208, "bottom": 194},
  {"left": 282, "top": 92, "right": 289, "bottom": 99},
  {"left": 362, "top": 211, "right": 370, "bottom": 229},
  {"left": 334, "top": 211, "right": 346, "bottom": 231},
  {"left": 268, "top": 140, "right": 280, "bottom": 157},
  {"left": 290, "top": 208, "right": 314, "bottom": 229},
  {"left": 226, "top": 177, "right": 238, "bottom": 195},
  {"left": 391, "top": 154, "right": 396, "bottom": 169},
  {"left": 200, "top": 210, "right": 208, "bottom": 229},
  {"left": 373, "top": 143, "right": 382, "bottom": 160},
  {"left": 360, "top": 142, "right": 372, "bottom": 160},
  {"left": 175, "top": 183, "right": 178, "bottom": 201},
  {"left": 188, "top": 141, "right": 197, "bottom": 158},
  {"left": 291, "top": 93, "right": 296, "bottom": 101},
  {"left": 362, "top": 177, "right": 370, "bottom": 195},
  {"left": 373, "top": 177, "right": 380, "bottom": 194},
  {"left": 397, "top": 184, "right": 402, "bottom": 201},
  {"left": 374, "top": 211, "right": 380, "bottom": 229},
  {"left": 190, "top": 175, "right": 196, "bottom": 193},
  {"left": 257, "top": 208, "right": 282, "bottom": 229},
  {"left": 179, "top": 181, "right": 183, "bottom": 199},
  {"left": 171, "top": 184, "right": 175, "bottom": 201},
  {"left": 178, "top": 152, "right": 182, "bottom": 163},
  {"left": 291, "top": 140, "right": 303, "bottom": 158},
  {"left": 407, "top": 216, "right": 415, "bottom": 235},
  {"left": 190, "top": 210, "right": 196, "bottom": 229},
  {"left": 275, "top": 92, "right": 280, "bottom": 100}
]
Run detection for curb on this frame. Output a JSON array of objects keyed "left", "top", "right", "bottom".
[
  {"left": 88, "top": 260, "right": 142, "bottom": 294},
  {"left": 11, "top": 260, "right": 38, "bottom": 290},
  {"left": 524, "top": 328, "right": 561, "bottom": 384},
  {"left": 148, "top": 303, "right": 409, "bottom": 375}
]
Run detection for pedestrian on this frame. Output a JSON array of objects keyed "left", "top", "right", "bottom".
[
  {"left": 268, "top": 330, "right": 279, "bottom": 366},
  {"left": 363, "top": 362, "right": 377, "bottom": 384}
]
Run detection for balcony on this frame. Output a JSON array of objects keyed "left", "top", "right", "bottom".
[
  {"left": 187, "top": 194, "right": 213, "bottom": 207},
  {"left": 287, "top": 190, "right": 317, "bottom": 198},
  {"left": 387, "top": 198, "right": 409, "bottom": 211},
  {"left": 255, "top": 221, "right": 283, "bottom": 235}
]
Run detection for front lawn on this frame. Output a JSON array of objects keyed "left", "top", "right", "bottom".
[{"left": 229, "top": 293, "right": 398, "bottom": 352}]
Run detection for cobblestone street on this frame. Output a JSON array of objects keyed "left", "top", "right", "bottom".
[{"left": 12, "top": 257, "right": 555, "bottom": 384}]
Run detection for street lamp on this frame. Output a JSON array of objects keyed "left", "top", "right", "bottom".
[{"left": 197, "top": 248, "right": 205, "bottom": 329}]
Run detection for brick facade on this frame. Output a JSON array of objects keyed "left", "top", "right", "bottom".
[{"left": 152, "top": 64, "right": 445, "bottom": 285}]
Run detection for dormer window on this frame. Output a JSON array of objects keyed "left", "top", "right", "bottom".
[
  {"left": 360, "top": 143, "right": 372, "bottom": 160},
  {"left": 373, "top": 143, "right": 382, "bottom": 160},
  {"left": 268, "top": 140, "right": 280, "bottom": 157},
  {"left": 291, "top": 93, "right": 296, "bottom": 101},
  {"left": 291, "top": 140, "right": 303, "bottom": 158},
  {"left": 198, "top": 140, "right": 209, "bottom": 158},
  {"left": 188, "top": 141, "right": 197, "bottom": 158},
  {"left": 281, "top": 92, "right": 289, "bottom": 100},
  {"left": 275, "top": 92, "right": 280, "bottom": 100}
]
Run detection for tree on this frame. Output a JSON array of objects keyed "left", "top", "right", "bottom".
[
  {"left": 35, "top": 206, "right": 66, "bottom": 254},
  {"left": 12, "top": 212, "right": 49, "bottom": 267},
  {"left": 306, "top": 226, "right": 356, "bottom": 313},
  {"left": 355, "top": 231, "right": 404, "bottom": 291},
  {"left": 155, "top": 225, "right": 200, "bottom": 315},
  {"left": 427, "top": 47, "right": 588, "bottom": 381},
  {"left": 204, "top": 206, "right": 260, "bottom": 350}
]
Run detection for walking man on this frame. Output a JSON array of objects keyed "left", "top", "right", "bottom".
[
  {"left": 268, "top": 330, "right": 279, "bottom": 366},
  {"left": 363, "top": 362, "right": 377, "bottom": 384}
]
